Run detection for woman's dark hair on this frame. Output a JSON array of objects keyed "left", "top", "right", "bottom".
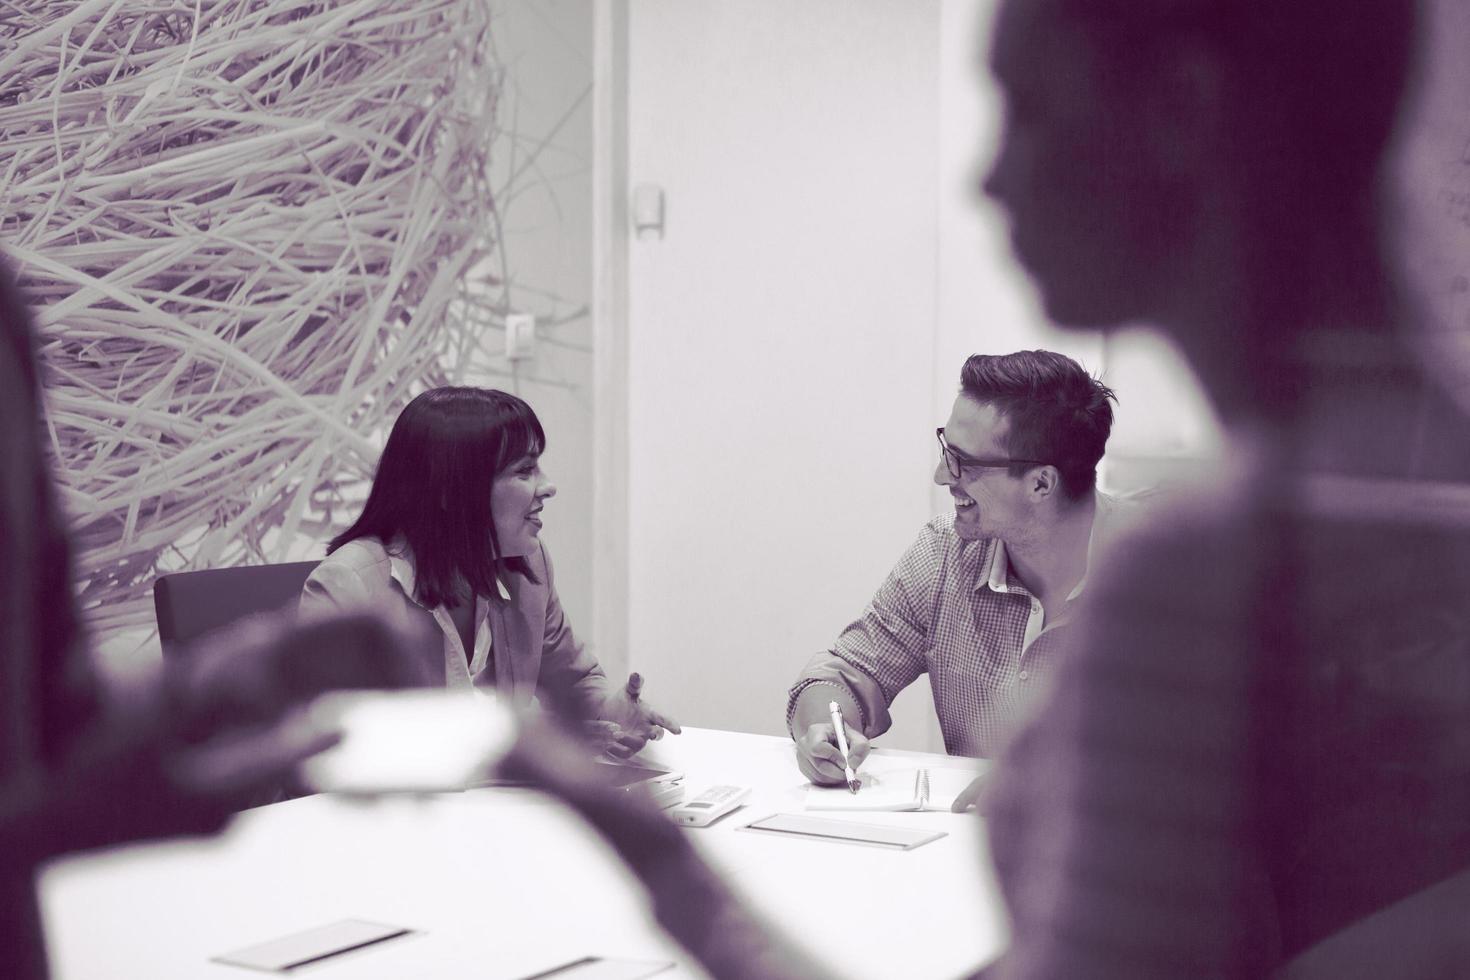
[
  {"left": 959, "top": 350, "right": 1116, "bottom": 501},
  {"left": 328, "top": 387, "right": 545, "bottom": 607},
  {"left": 0, "top": 257, "right": 93, "bottom": 771}
]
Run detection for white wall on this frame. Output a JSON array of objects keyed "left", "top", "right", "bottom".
[{"left": 623, "top": 1, "right": 945, "bottom": 747}]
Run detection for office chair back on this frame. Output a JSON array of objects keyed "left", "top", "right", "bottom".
[{"left": 153, "top": 561, "right": 320, "bottom": 657}]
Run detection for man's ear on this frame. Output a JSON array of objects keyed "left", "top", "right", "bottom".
[{"left": 1031, "top": 465, "right": 1060, "bottom": 500}]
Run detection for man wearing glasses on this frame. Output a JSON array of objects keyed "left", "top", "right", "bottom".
[{"left": 787, "top": 350, "right": 1133, "bottom": 783}]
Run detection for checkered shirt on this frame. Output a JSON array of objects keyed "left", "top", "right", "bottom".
[{"left": 786, "top": 495, "right": 1125, "bottom": 758}]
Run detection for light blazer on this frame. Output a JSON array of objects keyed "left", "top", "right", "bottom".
[{"left": 299, "top": 536, "right": 616, "bottom": 716}]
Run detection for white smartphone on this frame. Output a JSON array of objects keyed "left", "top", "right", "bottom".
[
  {"left": 670, "top": 784, "right": 750, "bottom": 826},
  {"left": 299, "top": 689, "right": 517, "bottom": 794}
]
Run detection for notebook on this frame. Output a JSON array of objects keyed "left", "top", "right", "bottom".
[{"left": 803, "top": 766, "right": 983, "bottom": 812}]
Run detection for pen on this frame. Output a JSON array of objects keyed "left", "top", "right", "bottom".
[{"left": 827, "top": 701, "right": 862, "bottom": 794}]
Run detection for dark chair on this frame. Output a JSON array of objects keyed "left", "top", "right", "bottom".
[
  {"left": 153, "top": 561, "right": 320, "bottom": 658},
  {"left": 152, "top": 560, "right": 323, "bottom": 808}
]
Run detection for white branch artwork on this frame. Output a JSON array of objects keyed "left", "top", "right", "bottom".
[{"left": 0, "top": 0, "right": 503, "bottom": 637}]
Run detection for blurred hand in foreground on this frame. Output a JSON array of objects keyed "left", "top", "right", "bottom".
[
  {"left": 950, "top": 774, "right": 987, "bottom": 813},
  {"left": 35, "top": 705, "right": 337, "bottom": 858},
  {"left": 25, "top": 612, "right": 425, "bottom": 862},
  {"left": 166, "top": 611, "right": 431, "bottom": 740}
]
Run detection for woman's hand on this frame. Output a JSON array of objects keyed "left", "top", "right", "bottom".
[{"left": 598, "top": 673, "right": 682, "bottom": 759}]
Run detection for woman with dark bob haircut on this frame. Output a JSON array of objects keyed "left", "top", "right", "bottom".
[{"left": 302, "top": 386, "right": 678, "bottom": 755}]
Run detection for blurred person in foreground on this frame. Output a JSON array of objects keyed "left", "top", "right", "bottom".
[
  {"left": 0, "top": 260, "right": 426, "bottom": 979},
  {"left": 788, "top": 349, "right": 1130, "bottom": 784},
  {"left": 301, "top": 386, "right": 678, "bottom": 758},
  {"left": 501, "top": 1, "right": 1470, "bottom": 978},
  {"left": 978, "top": 0, "right": 1470, "bottom": 977}
]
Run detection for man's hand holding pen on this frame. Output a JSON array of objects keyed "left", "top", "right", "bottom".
[
  {"left": 827, "top": 701, "right": 862, "bottom": 793},
  {"left": 794, "top": 706, "right": 871, "bottom": 787}
]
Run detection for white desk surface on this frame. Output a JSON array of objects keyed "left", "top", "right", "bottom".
[{"left": 40, "top": 727, "right": 1008, "bottom": 979}]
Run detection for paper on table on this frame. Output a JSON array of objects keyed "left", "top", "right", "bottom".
[
  {"left": 741, "top": 813, "right": 947, "bottom": 850},
  {"left": 515, "top": 955, "right": 675, "bottom": 979},
  {"left": 212, "top": 919, "right": 412, "bottom": 972},
  {"left": 804, "top": 766, "right": 982, "bottom": 812}
]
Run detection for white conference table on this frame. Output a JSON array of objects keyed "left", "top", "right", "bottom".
[{"left": 40, "top": 727, "right": 1008, "bottom": 979}]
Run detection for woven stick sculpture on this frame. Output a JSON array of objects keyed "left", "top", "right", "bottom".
[{"left": 0, "top": 0, "right": 501, "bottom": 638}]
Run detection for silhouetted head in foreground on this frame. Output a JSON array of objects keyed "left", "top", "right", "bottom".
[{"left": 983, "top": 0, "right": 1420, "bottom": 412}]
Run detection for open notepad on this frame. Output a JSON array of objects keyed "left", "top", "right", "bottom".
[{"left": 803, "top": 766, "right": 983, "bottom": 812}]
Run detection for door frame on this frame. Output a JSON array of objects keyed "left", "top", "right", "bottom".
[{"left": 590, "top": 0, "right": 632, "bottom": 676}]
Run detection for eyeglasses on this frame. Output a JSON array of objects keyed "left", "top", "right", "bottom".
[{"left": 935, "top": 427, "right": 1049, "bottom": 480}]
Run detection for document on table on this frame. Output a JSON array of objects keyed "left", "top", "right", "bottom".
[
  {"left": 740, "top": 813, "right": 947, "bottom": 850},
  {"left": 803, "top": 765, "right": 982, "bottom": 812},
  {"left": 212, "top": 919, "right": 413, "bottom": 972},
  {"left": 516, "top": 955, "right": 675, "bottom": 979},
  {"left": 478, "top": 949, "right": 675, "bottom": 980}
]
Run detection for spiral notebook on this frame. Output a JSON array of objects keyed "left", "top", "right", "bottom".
[{"left": 803, "top": 766, "right": 981, "bottom": 813}]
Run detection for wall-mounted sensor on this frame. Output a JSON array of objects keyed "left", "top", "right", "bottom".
[
  {"left": 632, "top": 184, "right": 665, "bottom": 240},
  {"left": 505, "top": 313, "right": 536, "bottom": 361}
]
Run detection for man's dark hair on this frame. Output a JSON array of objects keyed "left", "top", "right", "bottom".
[
  {"left": 959, "top": 350, "right": 1116, "bottom": 500},
  {"left": 329, "top": 386, "right": 546, "bottom": 607}
]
